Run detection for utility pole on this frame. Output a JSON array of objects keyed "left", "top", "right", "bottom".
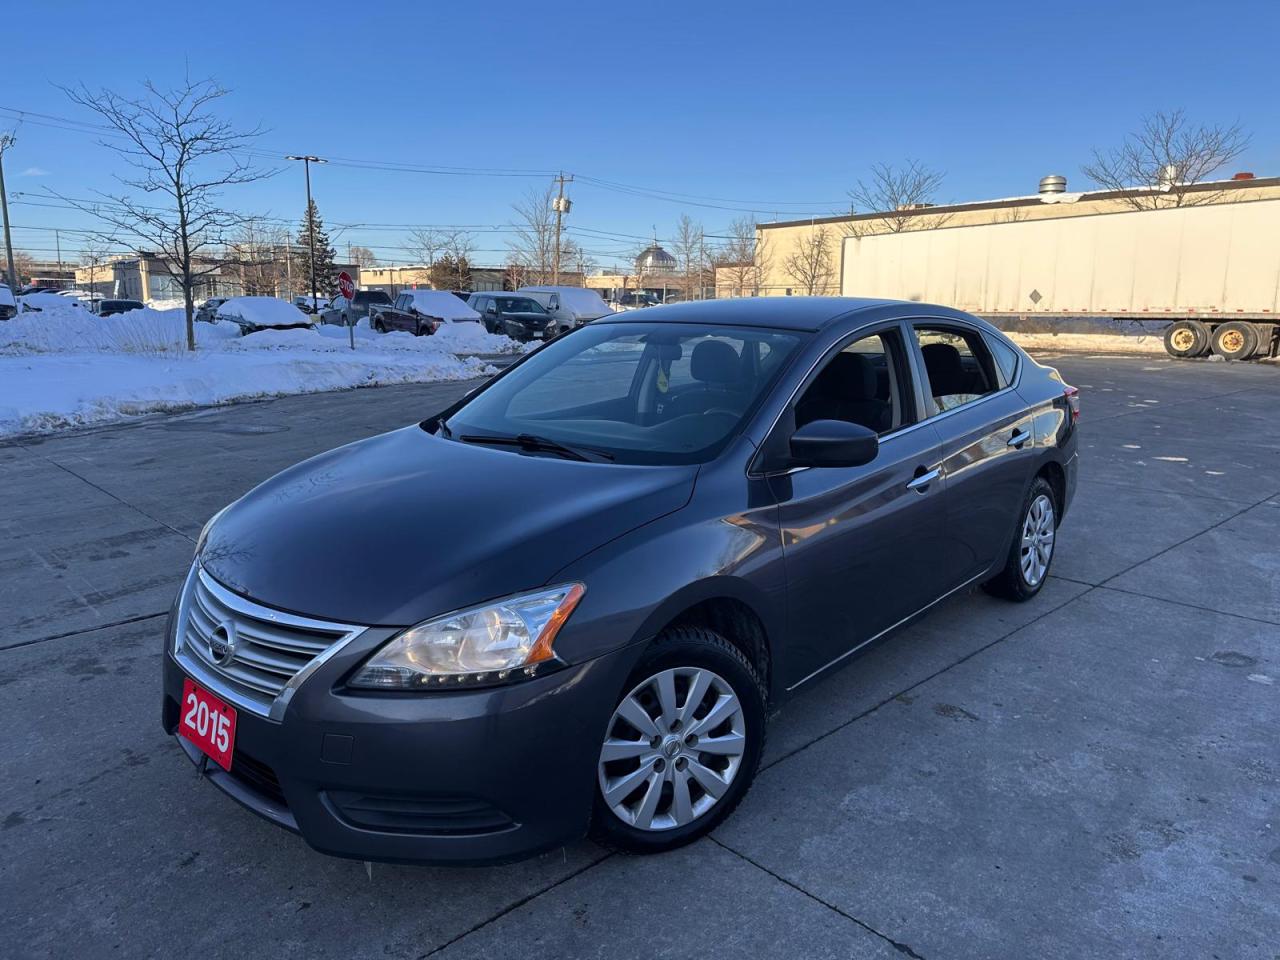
[
  {"left": 55, "top": 230, "right": 62, "bottom": 285},
  {"left": 551, "top": 172, "right": 573, "bottom": 285},
  {"left": 0, "top": 134, "right": 18, "bottom": 291},
  {"left": 285, "top": 155, "right": 327, "bottom": 312}
]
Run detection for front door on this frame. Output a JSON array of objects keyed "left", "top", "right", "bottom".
[{"left": 768, "top": 325, "right": 951, "bottom": 689}]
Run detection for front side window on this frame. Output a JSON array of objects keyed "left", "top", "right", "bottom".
[
  {"left": 913, "top": 325, "right": 1000, "bottom": 414},
  {"left": 441, "top": 322, "right": 805, "bottom": 465},
  {"left": 794, "top": 329, "right": 909, "bottom": 436}
]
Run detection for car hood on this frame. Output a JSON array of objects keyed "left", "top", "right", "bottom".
[{"left": 201, "top": 426, "right": 697, "bottom": 626}]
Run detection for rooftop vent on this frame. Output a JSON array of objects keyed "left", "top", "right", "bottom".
[
  {"left": 1232, "top": 171, "right": 1256, "bottom": 181},
  {"left": 1038, "top": 175, "right": 1067, "bottom": 194}
]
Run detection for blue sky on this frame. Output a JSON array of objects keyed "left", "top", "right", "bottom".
[{"left": 5, "top": 0, "right": 1278, "bottom": 269}]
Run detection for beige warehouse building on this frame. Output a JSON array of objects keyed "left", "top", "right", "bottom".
[{"left": 731, "top": 174, "right": 1280, "bottom": 299}]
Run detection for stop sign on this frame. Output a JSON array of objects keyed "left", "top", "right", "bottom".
[{"left": 337, "top": 271, "right": 355, "bottom": 300}]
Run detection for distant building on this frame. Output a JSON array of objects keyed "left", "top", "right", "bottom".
[
  {"left": 359, "top": 264, "right": 586, "bottom": 296},
  {"left": 73, "top": 252, "right": 360, "bottom": 303}
]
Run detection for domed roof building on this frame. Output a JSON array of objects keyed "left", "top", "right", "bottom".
[{"left": 635, "top": 242, "right": 676, "bottom": 275}]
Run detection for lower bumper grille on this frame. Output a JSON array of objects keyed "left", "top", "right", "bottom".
[
  {"left": 230, "top": 750, "right": 287, "bottom": 808},
  {"left": 327, "top": 792, "right": 514, "bottom": 836}
]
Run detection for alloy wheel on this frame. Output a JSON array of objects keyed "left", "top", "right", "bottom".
[
  {"left": 597, "top": 667, "right": 747, "bottom": 832},
  {"left": 1020, "top": 493, "right": 1055, "bottom": 586}
]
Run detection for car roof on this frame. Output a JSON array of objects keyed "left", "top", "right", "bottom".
[{"left": 594, "top": 296, "right": 916, "bottom": 332}]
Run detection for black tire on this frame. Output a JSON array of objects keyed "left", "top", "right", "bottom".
[
  {"left": 373, "top": 319, "right": 386, "bottom": 334},
  {"left": 983, "top": 475, "right": 1058, "bottom": 602},
  {"left": 1210, "top": 321, "right": 1260, "bottom": 361},
  {"left": 589, "top": 627, "right": 765, "bottom": 855},
  {"left": 1163, "top": 320, "right": 1209, "bottom": 358}
]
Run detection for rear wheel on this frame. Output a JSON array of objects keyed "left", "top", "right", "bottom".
[
  {"left": 984, "top": 476, "right": 1057, "bottom": 602},
  {"left": 1163, "top": 320, "right": 1209, "bottom": 358},
  {"left": 590, "top": 627, "right": 764, "bottom": 854},
  {"left": 1211, "top": 321, "right": 1260, "bottom": 361}
]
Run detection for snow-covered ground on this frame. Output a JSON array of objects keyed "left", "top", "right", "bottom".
[
  {"left": 1005, "top": 331, "right": 1166, "bottom": 355},
  {"left": 0, "top": 303, "right": 526, "bottom": 439}
]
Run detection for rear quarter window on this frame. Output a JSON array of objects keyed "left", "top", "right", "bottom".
[{"left": 985, "top": 334, "right": 1021, "bottom": 387}]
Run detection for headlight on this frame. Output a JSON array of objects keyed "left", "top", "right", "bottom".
[{"left": 348, "top": 583, "right": 585, "bottom": 690}]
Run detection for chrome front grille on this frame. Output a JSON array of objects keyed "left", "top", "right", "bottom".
[{"left": 175, "top": 566, "right": 364, "bottom": 720}]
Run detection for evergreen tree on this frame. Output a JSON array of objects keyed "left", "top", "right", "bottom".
[
  {"left": 429, "top": 253, "right": 472, "bottom": 292},
  {"left": 294, "top": 199, "right": 338, "bottom": 297}
]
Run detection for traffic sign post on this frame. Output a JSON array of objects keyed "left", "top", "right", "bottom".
[{"left": 338, "top": 272, "right": 356, "bottom": 350}]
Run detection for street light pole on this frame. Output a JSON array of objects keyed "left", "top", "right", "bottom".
[
  {"left": 0, "top": 134, "right": 18, "bottom": 292},
  {"left": 285, "top": 155, "right": 327, "bottom": 312}
]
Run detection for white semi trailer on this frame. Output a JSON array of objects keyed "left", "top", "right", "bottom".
[{"left": 840, "top": 198, "right": 1280, "bottom": 360}]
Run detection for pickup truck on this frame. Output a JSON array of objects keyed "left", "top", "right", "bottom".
[
  {"left": 368, "top": 289, "right": 484, "bottom": 336},
  {"left": 320, "top": 289, "right": 393, "bottom": 327}
]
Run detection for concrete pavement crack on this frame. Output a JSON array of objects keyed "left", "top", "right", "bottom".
[
  {"left": 0, "top": 611, "right": 168, "bottom": 652},
  {"left": 709, "top": 836, "right": 928, "bottom": 959},
  {"left": 419, "top": 851, "right": 614, "bottom": 958},
  {"left": 17, "top": 441, "right": 195, "bottom": 544}
]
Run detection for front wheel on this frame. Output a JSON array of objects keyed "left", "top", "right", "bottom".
[
  {"left": 590, "top": 627, "right": 765, "bottom": 854},
  {"left": 984, "top": 476, "right": 1057, "bottom": 602}
]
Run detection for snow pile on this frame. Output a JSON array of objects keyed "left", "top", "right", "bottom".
[
  {"left": 0, "top": 301, "right": 525, "bottom": 438},
  {"left": 19, "top": 291, "right": 89, "bottom": 313},
  {"left": 217, "top": 296, "right": 313, "bottom": 329}
]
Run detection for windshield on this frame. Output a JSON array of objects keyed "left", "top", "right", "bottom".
[
  {"left": 354, "top": 291, "right": 392, "bottom": 305},
  {"left": 496, "top": 297, "right": 545, "bottom": 315},
  {"left": 440, "top": 321, "right": 804, "bottom": 465}
]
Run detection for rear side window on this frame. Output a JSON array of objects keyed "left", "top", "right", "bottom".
[{"left": 912, "top": 325, "right": 1000, "bottom": 414}]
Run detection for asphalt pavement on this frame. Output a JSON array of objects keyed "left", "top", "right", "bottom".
[{"left": 1, "top": 351, "right": 1277, "bottom": 959}]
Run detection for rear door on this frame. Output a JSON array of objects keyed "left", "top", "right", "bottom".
[
  {"left": 906, "top": 320, "right": 1037, "bottom": 579},
  {"left": 767, "top": 323, "right": 952, "bottom": 689}
]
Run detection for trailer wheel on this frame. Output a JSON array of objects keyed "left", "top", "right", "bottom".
[
  {"left": 1211, "top": 321, "right": 1260, "bottom": 361},
  {"left": 1163, "top": 320, "right": 1209, "bottom": 358}
]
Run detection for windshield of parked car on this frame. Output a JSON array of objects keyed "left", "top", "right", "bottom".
[
  {"left": 354, "top": 291, "right": 392, "bottom": 305},
  {"left": 439, "top": 321, "right": 804, "bottom": 465},
  {"left": 495, "top": 297, "right": 546, "bottom": 314}
]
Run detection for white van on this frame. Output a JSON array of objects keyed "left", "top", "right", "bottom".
[{"left": 518, "top": 286, "right": 613, "bottom": 337}]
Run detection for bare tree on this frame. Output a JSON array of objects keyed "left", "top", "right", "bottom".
[
  {"left": 1082, "top": 110, "right": 1251, "bottom": 209},
  {"left": 782, "top": 226, "right": 836, "bottom": 295},
  {"left": 714, "top": 217, "right": 771, "bottom": 297},
  {"left": 846, "top": 160, "right": 949, "bottom": 235},
  {"left": 670, "top": 214, "right": 709, "bottom": 299},
  {"left": 348, "top": 244, "right": 377, "bottom": 268},
  {"left": 508, "top": 185, "right": 557, "bottom": 285},
  {"left": 59, "top": 78, "right": 272, "bottom": 349},
  {"left": 407, "top": 228, "right": 446, "bottom": 268},
  {"left": 228, "top": 218, "right": 290, "bottom": 296},
  {"left": 12, "top": 249, "right": 36, "bottom": 286},
  {"left": 79, "top": 239, "right": 115, "bottom": 296}
]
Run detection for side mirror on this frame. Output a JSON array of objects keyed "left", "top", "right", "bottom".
[{"left": 789, "top": 419, "right": 879, "bottom": 468}]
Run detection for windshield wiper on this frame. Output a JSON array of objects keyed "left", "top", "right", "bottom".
[{"left": 459, "top": 432, "right": 615, "bottom": 462}]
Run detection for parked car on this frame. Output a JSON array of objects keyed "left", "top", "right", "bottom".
[
  {"left": 0, "top": 284, "right": 16, "bottom": 321},
  {"left": 18, "top": 291, "right": 86, "bottom": 312},
  {"left": 370, "top": 290, "right": 483, "bottom": 335},
  {"left": 468, "top": 293, "right": 553, "bottom": 340},
  {"left": 215, "top": 296, "right": 315, "bottom": 335},
  {"left": 195, "top": 298, "right": 228, "bottom": 324},
  {"left": 519, "top": 285, "right": 613, "bottom": 336},
  {"left": 292, "top": 294, "right": 332, "bottom": 315},
  {"left": 321, "top": 290, "right": 393, "bottom": 327},
  {"left": 610, "top": 292, "right": 661, "bottom": 311},
  {"left": 97, "top": 299, "right": 146, "bottom": 317},
  {"left": 166, "top": 297, "right": 1078, "bottom": 865}
]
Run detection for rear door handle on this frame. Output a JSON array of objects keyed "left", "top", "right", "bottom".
[
  {"left": 907, "top": 467, "right": 941, "bottom": 492},
  {"left": 1007, "top": 429, "right": 1032, "bottom": 448}
]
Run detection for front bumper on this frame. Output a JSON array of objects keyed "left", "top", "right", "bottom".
[{"left": 162, "top": 633, "right": 643, "bottom": 865}]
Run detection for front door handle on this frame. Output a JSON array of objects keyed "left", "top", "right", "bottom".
[
  {"left": 907, "top": 467, "right": 941, "bottom": 492},
  {"left": 1007, "top": 428, "right": 1032, "bottom": 448}
]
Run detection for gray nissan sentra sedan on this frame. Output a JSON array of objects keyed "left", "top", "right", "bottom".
[{"left": 163, "top": 297, "right": 1078, "bottom": 864}]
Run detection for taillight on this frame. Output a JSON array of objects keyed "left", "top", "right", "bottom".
[{"left": 1063, "top": 385, "right": 1080, "bottom": 423}]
